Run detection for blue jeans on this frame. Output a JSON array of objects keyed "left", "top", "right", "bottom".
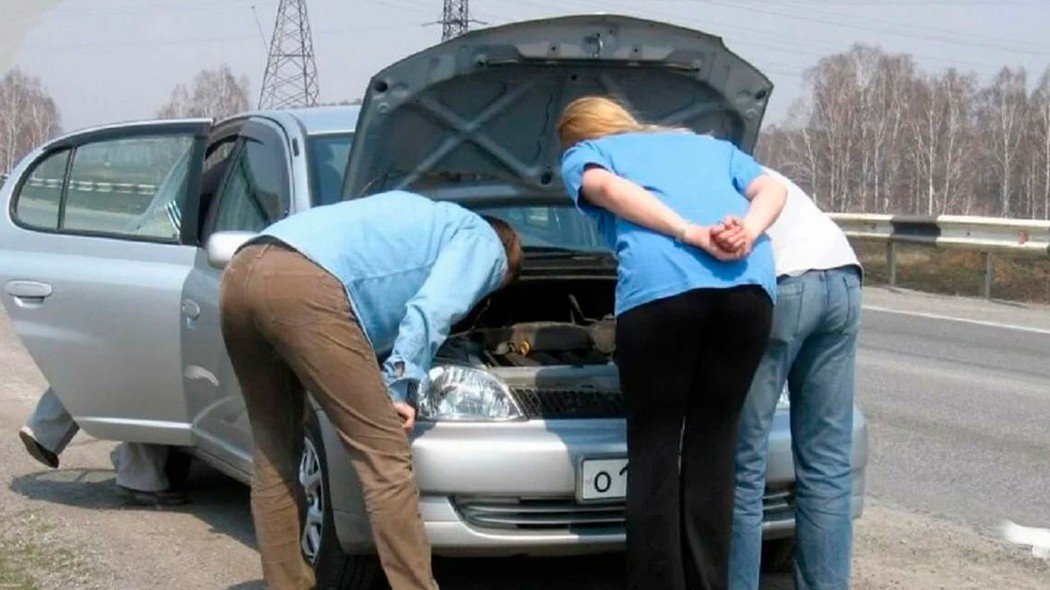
[{"left": 729, "top": 267, "right": 862, "bottom": 590}]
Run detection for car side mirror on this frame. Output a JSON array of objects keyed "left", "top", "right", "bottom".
[{"left": 205, "top": 231, "right": 258, "bottom": 269}]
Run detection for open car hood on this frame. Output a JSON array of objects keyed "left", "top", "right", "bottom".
[{"left": 342, "top": 14, "right": 772, "bottom": 200}]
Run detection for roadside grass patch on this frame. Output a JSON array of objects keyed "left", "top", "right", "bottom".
[
  {"left": 853, "top": 241, "right": 1050, "bottom": 304},
  {"left": 0, "top": 555, "right": 38, "bottom": 590},
  {"left": 0, "top": 510, "right": 93, "bottom": 590}
]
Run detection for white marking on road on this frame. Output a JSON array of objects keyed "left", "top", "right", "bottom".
[
  {"left": 1001, "top": 520, "right": 1050, "bottom": 559},
  {"left": 863, "top": 305, "right": 1050, "bottom": 336}
]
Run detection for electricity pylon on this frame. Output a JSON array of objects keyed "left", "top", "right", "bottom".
[{"left": 258, "top": 0, "right": 320, "bottom": 109}]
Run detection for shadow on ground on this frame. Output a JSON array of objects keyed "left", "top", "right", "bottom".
[
  {"left": 9, "top": 464, "right": 791, "bottom": 590},
  {"left": 8, "top": 461, "right": 258, "bottom": 550}
]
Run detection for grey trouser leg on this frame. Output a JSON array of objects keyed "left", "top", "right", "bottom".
[
  {"left": 110, "top": 443, "right": 170, "bottom": 493},
  {"left": 23, "top": 388, "right": 79, "bottom": 455}
]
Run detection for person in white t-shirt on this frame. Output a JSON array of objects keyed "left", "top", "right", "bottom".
[{"left": 717, "top": 168, "right": 862, "bottom": 590}]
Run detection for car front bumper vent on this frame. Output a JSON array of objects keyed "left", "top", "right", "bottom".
[
  {"left": 512, "top": 387, "right": 625, "bottom": 419},
  {"left": 455, "top": 489, "right": 795, "bottom": 531}
]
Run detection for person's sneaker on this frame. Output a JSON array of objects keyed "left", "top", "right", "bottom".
[
  {"left": 18, "top": 428, "right": 59, "bottom": 469},
  {"left": 116, "top": 485, "right": 189, "bottom": 507}
]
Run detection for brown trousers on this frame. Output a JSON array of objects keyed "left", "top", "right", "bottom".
[{"left": 220, "top": 243, "right": 437, "bottom": 590}]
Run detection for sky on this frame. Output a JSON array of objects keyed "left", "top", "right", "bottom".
[{"left": 2, "top": 0, "right": 1050, "bottom": 133}]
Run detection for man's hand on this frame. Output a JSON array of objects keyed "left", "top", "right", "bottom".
[{"left": 393, "top": 402, "right": 416, "bottom": 434}]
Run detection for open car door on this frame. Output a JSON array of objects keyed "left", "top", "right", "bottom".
[{"left": 0, "top": 120, "right": 210, "bottom": 444}]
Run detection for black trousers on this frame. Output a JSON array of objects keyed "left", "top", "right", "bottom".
[{"left": 617, "top": 286, "right": 773, "bottom": 590}]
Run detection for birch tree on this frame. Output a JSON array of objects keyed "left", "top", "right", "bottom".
[
  {"left": 976, "top": 68, "right": 1028, "bottom": 217},
  {"left": 157, "top": 65, "right": 250, "bottom": 120},
  {"left": 0, "top": 69, "right": 61, "bottom": 173},
  {"left": 1031, "top": 68, "right": 1050, "bottom": 219}
]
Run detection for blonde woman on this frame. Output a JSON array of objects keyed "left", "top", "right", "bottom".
[{"left": 558, "top": 96, "right": 786, "bottom": 590}]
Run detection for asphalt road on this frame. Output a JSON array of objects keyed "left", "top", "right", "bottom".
[{"left": 857, "top": 291, "right": 1050, "bottom": 532}]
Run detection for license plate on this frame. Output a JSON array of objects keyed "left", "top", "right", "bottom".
[{"left": 577, "top": 458, "right": 628, "bottom": 502}]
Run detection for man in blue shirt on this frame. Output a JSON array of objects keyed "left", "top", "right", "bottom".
[{"left": 219, "top": 191, "right": 523, "bottom": 590}]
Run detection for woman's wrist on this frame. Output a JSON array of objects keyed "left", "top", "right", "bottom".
[{"left": 674, "top": 220, "right": 692, "bottom": 243}]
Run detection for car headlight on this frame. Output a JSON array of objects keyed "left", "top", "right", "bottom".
[
  {"left": 776, "top": 385, "right": 790, "bottom": 411},
  {"left": 417, "top": 365, "right": 525, "bottom": 421}
]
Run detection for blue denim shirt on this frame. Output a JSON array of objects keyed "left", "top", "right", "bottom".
[{"left": 259, "top": 191, "right": 508, "bottom": 403}]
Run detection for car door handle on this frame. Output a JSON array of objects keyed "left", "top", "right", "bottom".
[
  {"left": 181, "top": 299, "right": 201, "bottom": 320},
  {"left": 4, "top": 280, "right": 53, "bottom": 305}
]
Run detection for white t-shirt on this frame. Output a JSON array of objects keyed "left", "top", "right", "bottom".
[{"left": 764, "top": 168, "right": 860, "bottom": 278}]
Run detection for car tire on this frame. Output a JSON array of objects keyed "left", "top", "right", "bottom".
[
  {"left": 761, "top": 537, "right": 796, "bottom": 574},
  {"left": 302, "top": 413, "right": 384, "bottom": 590}
]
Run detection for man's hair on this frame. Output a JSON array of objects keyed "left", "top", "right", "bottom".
[{"left": 482, "top": 216, "right": 523, "bottom": 285}]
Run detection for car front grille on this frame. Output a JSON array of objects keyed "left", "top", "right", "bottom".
[
  {"left": 455, "top": 497, "right": 626, "bottom": 530},
  {"left": 512, "top": 387, "right": 625, "bottom": 419},
  {"left": 456, "top": 488, "right": 795, "bottom": 531}
]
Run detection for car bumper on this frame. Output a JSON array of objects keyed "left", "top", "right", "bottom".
[{"left": 324, "top": 408, "right": 869, "bottom": 556}]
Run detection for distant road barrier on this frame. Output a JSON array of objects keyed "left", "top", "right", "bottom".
[
  {"left": 23, "top": 177, "right": 157, "bottom": 196},
  {"left": 830, "top": 213, "right": 1050, "bottom": 298}
]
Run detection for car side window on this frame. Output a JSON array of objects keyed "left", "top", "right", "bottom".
[
  {"left": 12, "top": 134, "right": 198, "bottom": 242},
  {"left": 212, "top": 139, "right": 286, "bottom": 234},
  {"left": 14, "top": 149, "right": 70, "bottom": 230},
  {"left": 62, "top": 135, "right": 195, "bottom": 239}
]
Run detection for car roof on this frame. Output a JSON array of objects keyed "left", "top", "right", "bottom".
[{"left": 227, "top": 105, "right": 361, "bottom": 136}]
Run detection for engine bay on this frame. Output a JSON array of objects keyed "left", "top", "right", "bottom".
[{"left": 438, "top": 278, "right": 617, "bottom": 368}]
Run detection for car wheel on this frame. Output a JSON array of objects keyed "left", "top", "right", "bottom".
[
  {"left": 761, "top": 537, "right": 795, "bottom": 574},
  {"left": 302, "top": 414, "right": 383, "bottom": 590}
]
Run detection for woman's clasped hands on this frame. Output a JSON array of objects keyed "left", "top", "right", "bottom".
[{"left": 682, "top": 215, "right": 757, "bottom": 261}]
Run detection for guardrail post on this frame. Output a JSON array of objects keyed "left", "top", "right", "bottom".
[
  {"left": 981, "top": 252, "right": 993, "bottom": 299},
  {"left": 887, "top": 241, "right": 898, "bottom": 288}
]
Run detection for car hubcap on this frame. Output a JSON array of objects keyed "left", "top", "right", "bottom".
[{"left": 299, "top": 436, "right": 325, "bottom": 564}]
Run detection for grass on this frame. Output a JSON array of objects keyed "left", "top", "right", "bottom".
[
  {"left": 0, "top": 513, "right": 89, "bottom": 590},
  {"left": 0, "top": 556, "right": 38, "bottom": 590},
  {"left": 852, "top": 240, "right": 1050, "bottom": 305}
]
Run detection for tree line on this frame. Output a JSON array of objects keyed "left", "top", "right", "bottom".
[
  {"left": 757, "top": 44, "right": 1050, "bottom": 220},
  {"left": 0, "top": 65, "right": 249, "bottom": 178}
]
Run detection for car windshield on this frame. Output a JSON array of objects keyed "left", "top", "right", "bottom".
[
  {"left": 306, "top": 133, "right": 607, "bottom": 254},
  {"left": 308, "top": 133, "right": 353, "bottom": 206},
  {"left": 474, "top": 205, "right": 610, "bottom": 254}
]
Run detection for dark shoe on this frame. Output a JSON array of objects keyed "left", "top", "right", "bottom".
[
  {"left": 117, "top": 485, "right": 190, "bottom": 507},
  {"left": 19, "top": 428, "right": 59, "bottom": 469}
]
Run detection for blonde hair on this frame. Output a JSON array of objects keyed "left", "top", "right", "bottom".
[{"left": 557, "top": 96, "right": 665, "bottom": 150}]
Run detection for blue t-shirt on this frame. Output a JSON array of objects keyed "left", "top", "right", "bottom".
[{"left": 560, "top": 131, "right": 776, "bottom": 315}]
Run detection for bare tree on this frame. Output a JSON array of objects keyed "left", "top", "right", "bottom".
[
  {"left": 0, "top": 69, "right": 62, "bottom": 173},
  {"left": 1031, "top": 68, "right": 1050, "bottom": 220},
  {"left": 157, "top": 65, "right": 250, "bottom": 120},
  {"left": 757, "top": 46, "right": 1048, "bottom": 219},
  {"left": 976, "top": 67, "right": 1028, "bottom": 217}
]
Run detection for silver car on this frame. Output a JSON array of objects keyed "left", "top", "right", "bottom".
[{"left": 0, "top": 14, "right": 867, "bottom": 588}]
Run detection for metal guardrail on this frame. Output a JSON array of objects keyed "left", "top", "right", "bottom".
[
  {"left": 23, "top": 177, "right": 157, "bottom": 196},
  {"left": 830, "top": 213, "right": 1050, "bottom": 298}
]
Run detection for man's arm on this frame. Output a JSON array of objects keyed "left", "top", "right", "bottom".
[{"left": 382, "top": 230, "right": 507, "bottom": 430}]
